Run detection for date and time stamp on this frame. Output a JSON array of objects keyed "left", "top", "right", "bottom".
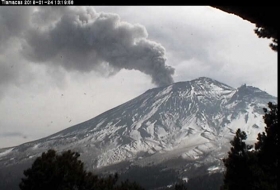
[{"left": 1, "top": 0, "right": 74, "bottom": 5}]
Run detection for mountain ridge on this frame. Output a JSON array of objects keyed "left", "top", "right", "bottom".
[
  {"left": 0, "top": 76, "right": 277, "bottom": 190},
  {"left": 0, "top": 77, "right": 276, "bottom": 171}
]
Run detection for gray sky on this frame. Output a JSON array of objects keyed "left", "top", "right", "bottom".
[{"left": 0, "top": 6, "right": 277, "bottom": 148}]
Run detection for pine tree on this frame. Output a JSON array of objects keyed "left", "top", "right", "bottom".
[
  {"left": 221, "top": 129, "right": 254, "bottom": 190},
  {"left": 222, "top": 102, "right": 278, "bottom": 190},
  {"left": 174, "top": 181, "right": 188, "bottom": 190},
  {"left": 19, "top": 149, "right": 90, "bottom": 190},
  {"left": 115, "top": 179, "right": 145, "bottom": 190},
  {"left": 19, "top": 149, "right": 144, "bottom": 190},
  {"left": 254, "top": 102, "right": 278, "bottom": 190}
]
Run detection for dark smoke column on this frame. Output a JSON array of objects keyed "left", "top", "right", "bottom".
[{"left": 22, "top": 7, "right": 175, "bottom": 86}]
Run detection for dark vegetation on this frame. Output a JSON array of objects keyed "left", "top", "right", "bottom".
[
  {"left": 19, "top": 149, "right": 144, "bottom": 190},
  {"left": 18, "top": 153, "right": 224, "bottom": 190},
  {"left": 17, "top": 102, "right": 278, "bottom": 190},
  {"left": 3, "top": 7, "right": 278, "bottom": 190},
  {"left": 166, "top": 173, "right": 223, "bottom": 190},
  {"left": 187, "top": 173, "right": 223, "bottom": 190},
  {"left": 118, "top": 165, "right": 179, "bottom": 189},
  {"left": 221, "top": 102, "right": 278, "bottom": 190}
]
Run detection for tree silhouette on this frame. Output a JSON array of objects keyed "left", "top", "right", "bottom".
[
  {"left": 222, "top": 102, "right": 278, "bottom": 190},
  {"left": 221, "top": 129, "right": 254, "bottom": 190},
  {"left": 19, "top": 149, "right": 144, "bottom": 190},
  {"left": 254, "top": 102, "right": 278, "bottom": 190},
  {"left": 19, "top": 149, "right": 89, "bottom": 190},
  {"left": 174, "top": 181, "right": 188, "bottom": 190}
]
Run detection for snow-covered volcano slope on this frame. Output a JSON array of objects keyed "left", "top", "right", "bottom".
[{"left": 0, "top": 77, "right": 277, "bottom": 169}]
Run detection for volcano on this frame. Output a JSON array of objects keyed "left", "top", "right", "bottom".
[{"left": 0, "top": 77, "right": 277, "bottom": 189}]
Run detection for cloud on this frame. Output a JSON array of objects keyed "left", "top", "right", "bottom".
[
  {"left": 17, "top": 7, "right": 174, "bottom": 86},
  {"left": 0, "top": 39, "right": 34, "bottom": 98},
  {"left": 0, "top": 7, "right": 37, "bottom": 98},
  {"left": 0, "top": 7, "right": 33, "bottom": 50},
  {"left": 0, "top": 6, "right": 176, "bottom": 101},
  {"left": 0, "top": 132, "right": 24, "bottom": 137}
]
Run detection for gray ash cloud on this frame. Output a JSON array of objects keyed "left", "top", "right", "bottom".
[{"left": 19, "top": 7, "right": 175, "bottom": 86}]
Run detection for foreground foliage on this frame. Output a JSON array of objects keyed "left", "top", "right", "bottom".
[
  {"left": 19, "top": 149, "right": 144, "bottom": 190},
  {"left": 222, "top": 102, "right": 278, "bottom": 190}
]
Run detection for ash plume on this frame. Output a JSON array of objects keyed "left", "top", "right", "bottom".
[{"left": 21, "top": 7, "right": 174, "bottom": 86}]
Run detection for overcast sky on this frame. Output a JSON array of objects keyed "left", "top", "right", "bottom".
[{"left": 0, "top": 6, "right": 277, "bottom": 148}]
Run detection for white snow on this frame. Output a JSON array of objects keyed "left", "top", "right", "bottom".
[
  {"left": 146, "top": 120, "right": 156, "bottom": 137},
  {"left": 32, "top": 143, "right": 41, "bottom": 149},
  {"left": 130, "top": 130, "right": 141, "bottom": 141},
  {"left": 1, "top": 77, "right": 275, "bottom": 171},
  {"left": 0, "top": 148, "right": 13, "bottom": 157},
  {"left": 155, "top": 85, "right": 173, "bottom": 98},
  {"left": 207, "top": 166, "right": 220, "bottom": 172},
  {"left": 182, "top": 177, "right": 188, "bottom": 182}
]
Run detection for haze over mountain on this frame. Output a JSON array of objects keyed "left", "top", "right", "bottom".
[{"left": 0, "top": 77, "right": 277, "bottom": 189}]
